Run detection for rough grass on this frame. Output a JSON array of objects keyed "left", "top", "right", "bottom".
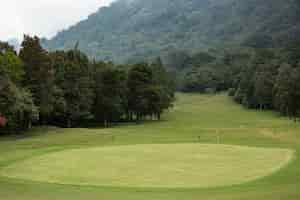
[{"left": 0, "top": 93, "right": 300, "bottom": 200}]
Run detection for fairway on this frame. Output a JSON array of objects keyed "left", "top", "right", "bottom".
[
  {"left": 1, "top": 93, "right": 300, "bottom": 200},
  {"left": 1, "top": 144, "right": 293, "bottom": 188}
]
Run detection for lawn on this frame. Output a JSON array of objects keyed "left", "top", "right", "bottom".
[{"left": 0, "top": 93, "right": 300, "bottom": 200}]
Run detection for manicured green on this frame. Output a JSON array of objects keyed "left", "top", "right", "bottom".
[
  {"left": 1, "top": 144, "right": 293, "bottom": 188},
  {"left": 1, "top": 93, "right": 300, "bottom": 200}
]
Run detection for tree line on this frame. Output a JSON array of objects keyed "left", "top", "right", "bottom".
[
  {"left": 176, "top": 43, "right": 300, "bottom": 121},
  {"left": 0, "top": 36, "right": 175, "bottom": 133},
  {"left": 230, "top": 45, "right": 300, "bottom": 121}
]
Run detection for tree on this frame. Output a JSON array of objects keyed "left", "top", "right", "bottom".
[
  {"left": 19, "top": 35, "right": 54, "bottom": 124},
  {"left": 273, "top": 63, "right": 293, "bottom": 116},
  {"left": 93, "top": 63, "right": 127, "bottom": 127},
  {"left": 253, "top": 63, "right": 278, "bottom": 110},
  {"left": 51, "top": 50, "right": 93, "bottom": 127},
  {"left": 285, "top": 40, "right": 300, "bottom": 65},
  {"left": 289, "top": 66, "right": 300, "bottom": 120},
  {"left": 234, "top": 64, "right": 258, "bottom": 108},
  {"left": 151, "top": 58, "right": 175, "bottom": 116},
  {"left": 0, "top": 47, "right": 24, "bottom": 84},
  {"left": 127, "top": 63, "right": 154, "bottom": 121},
  {"left": 144, "top": 85, "right": 165, "bottom": 120},
  {"left": 183, "top": 67, "right": 218, "bottom": 93},
  {"left": 0, "top": 78, "right": 38, "bottom": 132},
  {"left": 0, "top": 44, "right": 38, "bottom": 133},
  {"left": 126, "top": 60, "right": 175, "bottom": 121}
]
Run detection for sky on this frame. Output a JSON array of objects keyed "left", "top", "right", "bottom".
[{"left": 0, "top": 0, "right": 115, "bottom": 41}]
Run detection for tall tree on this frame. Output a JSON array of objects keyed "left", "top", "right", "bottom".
[
  {"left": 151, "top": 58, "right": 175, "bottom": 118},
  {"left": 273, "top": 63, "right": 293, "bottom": 116},
  {"left": 127, "top": 63, "right": 153, "bottom": 121},
  {"left": 0, "top": 42, "right": 38, "bottom": 132},
  {"left": 19, "top": 35, "right": 54, "bottom": 124},
  {"left": 289, "top": 66, "right": 300, "bottom": 120},
  {"left": 51, "top": 50, "right": 93, "bottom": 127},
  {"left": 254, "top": 63, "right": 278, "bottom": 110},
  {"left": 93, "top": 63, "right": 127, "bottom": 126}
]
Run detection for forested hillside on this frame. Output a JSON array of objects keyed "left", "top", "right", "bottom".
[{"left": 42, "top": 0, "right": 300, "bottom": 63}]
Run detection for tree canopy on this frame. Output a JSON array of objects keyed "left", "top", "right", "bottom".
[{"left": 0, "top": 37, "right": 175, "bottom": 134}]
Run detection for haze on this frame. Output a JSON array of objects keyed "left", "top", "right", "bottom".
[{"left": 0, "top": 0, "right": 114, "bottom": 41}]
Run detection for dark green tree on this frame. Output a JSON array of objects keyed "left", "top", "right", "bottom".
[
  {"left": 52, "top": 50, "right": 93, "bottom": 127},
  {"left": 127, "top": 63, "right": 153, "bottom": 121},
  {"left": 151, "top": 58, "right": 175, "bottom": 118},
  {"left": 254, "top": 63, "right": 278, "bottom": 110},
  {"left": 93, "top": 62, "right": 127, "bottom": 127},
  {"left": 0, "top": 45, "right": 24, "bottom": 84},
  {"left": 0, "top": 75, "right": 38, "bottom": 132},
  {"left": 19, "top": 35, "right": 54, "bottom": 124}
]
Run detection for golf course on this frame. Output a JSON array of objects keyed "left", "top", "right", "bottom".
[{"left": 0, "top": 93, "right": 300, "bottom": 200}]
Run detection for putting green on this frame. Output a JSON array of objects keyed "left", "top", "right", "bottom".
[{"left": 0, "top": 144, "right": 294, "bottom": 188}]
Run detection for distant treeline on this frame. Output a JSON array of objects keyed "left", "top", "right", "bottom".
[
  {"left": 174, "top": 43, "right": 300, "bottom": 121},
  {"left": 0, "top": 36, "right": 175, "bottom": 133}
]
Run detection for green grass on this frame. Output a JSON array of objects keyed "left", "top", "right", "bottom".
[
  {"left": 1, "top": 144, "right": 293, "bottom": 188},
  {"left": 0, "top": 93, "right": 300, "bottom": 199}
]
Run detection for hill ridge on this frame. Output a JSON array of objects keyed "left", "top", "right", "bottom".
[{"left": 43, "top": 0, "right": 300, "bottom": 63}]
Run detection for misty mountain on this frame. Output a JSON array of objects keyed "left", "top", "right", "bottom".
[{"left": 42, "top": 0, "right": 300, "bottom": 63}]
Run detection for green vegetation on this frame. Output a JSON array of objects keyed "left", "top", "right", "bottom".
[
  {"left": 1, "top": 144, "right": 293, "bottom": 188},
  {"left": 176, "top": 44, "right": 300, "bottom": 121},
  {"left": 229, "top": 46, "right": 300, "bottom": 120},
  {"left": 0, "top": 93, "right": 300, "bottom": 199},
  {"left": 1, "top": 0, "right": 300, "bottom": 199},
  {"left": 0, "top": 37, "right": 175, "bottom": 133},
  {"left": 42, "top": 0, "right": 300, "bottom": 63}
]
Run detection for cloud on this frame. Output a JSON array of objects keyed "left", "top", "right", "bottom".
[{"left": 0, "top": 0, "right": 114, "bottom": 41}]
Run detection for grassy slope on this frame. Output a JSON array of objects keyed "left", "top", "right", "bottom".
[{"left": 0, "top": 93, "right": 300, "bottom": 200}]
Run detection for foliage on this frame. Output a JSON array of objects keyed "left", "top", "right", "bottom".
[
  {"left": 166, "top": 43, "right": 300, "bottom": 121},
  {"left": 0, "top": 78, "right": 38, "bottom": 132},
  {"left": 93, "top": 62, "right": 127, "bottom": 126},
  {"left": 1, "top": 36, "right": 175, "bottom": 133},
  {"left": 0, "top": 50, "right": 24, "bottom": 83},
  {"left": 0, "top": 42, "right": 38, "bottom": 133},
  {"left": 20, "top": 36, "right": 54, "bottom": 124},
  {"left": 52, "top": 50, "right": 94, "bottom": 127},
  {"left": 42, "top": 0, "right": 300, "bottom": 63},
  {"left": 182, "top": 67, "right": 219, "bottom": 93},
  {"left": 230, "top": 46, "right": 300, "bottom": 120}
]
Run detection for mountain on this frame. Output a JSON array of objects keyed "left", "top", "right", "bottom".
[{"left": 42, "top": 0, "right": 300, "bottom": 63}]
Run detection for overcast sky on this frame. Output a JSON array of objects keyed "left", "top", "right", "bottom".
[{"left": 0, "top": 0, "right": 115, "bottom": 41}]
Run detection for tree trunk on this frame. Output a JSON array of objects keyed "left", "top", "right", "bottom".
[
  {"left": 67, "top": 119, "right": 72, "bottom": 128},
  {"left": 157, "top": 113, "right": 161, "bottom": 121},
  {"left": 26, "top": 119, "right": 32, "bottom": 130},
  {"left": 104, "top": 119, "right": 108, "bottom": 128}
]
